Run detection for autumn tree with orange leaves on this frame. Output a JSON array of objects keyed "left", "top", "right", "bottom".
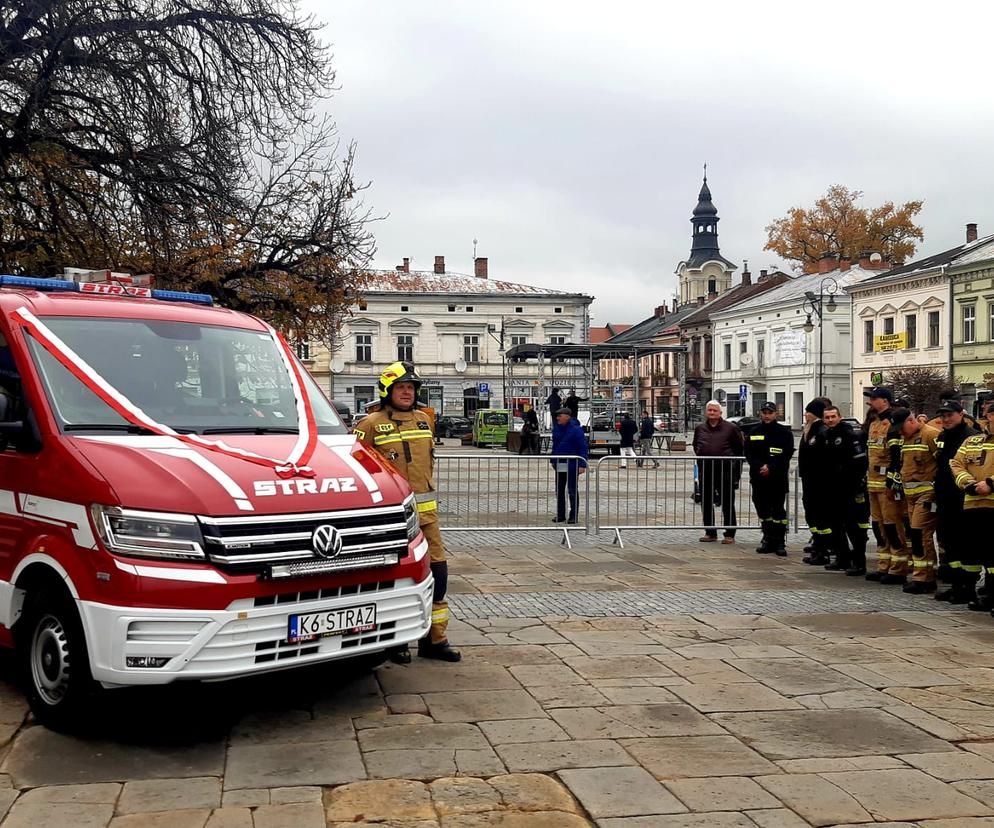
[
  {"left": 765, "top": 185, "right": 924, "bottom": 273},
  {"left": 0, "top": 0, "right": 373, "bottom": 340}
]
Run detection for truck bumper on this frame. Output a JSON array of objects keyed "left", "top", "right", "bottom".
[{"left": 79, "top": 574, "right": 433, "bottom": 686}]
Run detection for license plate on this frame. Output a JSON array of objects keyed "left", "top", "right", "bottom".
[{"left": 288, "top": 604, "right": 377, "bottom": 643}]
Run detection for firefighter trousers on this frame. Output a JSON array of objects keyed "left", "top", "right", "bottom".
[
  {"left": 961, "top": 508, "right": 994, "bottom": 597},
  {"left": 936, "top": 492, "right": 966, "bottom": 584},
  {"left": 801, "top": 484, "right": 833, "bottom": 555},
  {"left": 905, "top": 491, "right": 938, "bottom": 583},
  {"left": 751, "top": 476, "right": 788, "bottom": 544},
  {"left": 419, "top": 515, "right": 450, "bottom": 645},
  {"left": 869, "top": 488, "right": 908, "bottom": 575}
]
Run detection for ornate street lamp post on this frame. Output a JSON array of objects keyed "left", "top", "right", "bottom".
[{"left": 802, "top": 276, "right": 840, "bottom": 398}]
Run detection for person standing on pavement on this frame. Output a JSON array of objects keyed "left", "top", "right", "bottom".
[
  {"left": 692, "top": 400, "right": 743, "bottom": 544},
  {"left": 563, "top": 388, "right": 588, "bottom": 421},
  {"left": 799, "top": 399, "right": 833, "bottom": 566},
  {"left": 863, "top": 388, "right": 907, "bottom": 583},
  {"left": 550, "top": 407, "right": 588, "bottom": 524},
  {"left": 950, "top": 421, "right": 994, "bottom": 613},
  {"left": 823, "top": 406, "right": 870, "bottom": 576},
  {"left": 618, "top": 412, "right": 639, "bottom": 469},
  {"left": 637, "top": 410, "right": 660, "bottom": 469},
  {"left": 353, "top": 361, "right": 460, "bottom": 662},
  {"left": 895, "top": 410, "right": 942, "bottom": 593},
  {"left": 933, "top": 401, "right": 979, "bottom": 603},
  {"left": 519, "top": 403, "right": 540, "bottom": 455},
  {"left": 745, "top": 401, "right": 794, "bottom": 557}
]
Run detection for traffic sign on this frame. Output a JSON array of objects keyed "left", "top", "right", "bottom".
[
  {"left": 739, "top": 384, "right": 748, "bottom": 402},
  {"left": 613, "top": 385, "right": 622, "bottom": 400},
  {"left": 478, "top": 382, "right": 489, "bottom": 394}
]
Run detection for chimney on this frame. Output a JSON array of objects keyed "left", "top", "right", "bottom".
[
  {"left": 402, "top": 257, "right": 410, "bottom": 273},
  {"left": 741, "top": 263, "right": 752, "bottom": 286},
  {"left": 758, "top": 269, "right": 768, "bottom": 283},
  {"left": 654, "top": 304, "right": 667, "bottom": 317},
  {"left": 839, "top": 257, "right": 851, "bottom": 272},
  {"left": 395, "top": 265, "right": 404, "bottom": 271},
  {"left": 707, "top": 290, "right": 718, "bottom": 302},
  {"left": 474, "top": 257, "right": 488, "bottom": 279},
  {"left": 818, "top": 252, "right": 837, "bottom": 274},
  {"left": 434, "top": 255, "right": 445, "bottom": 274},
  {"left": 697, "top": 296, "right": 705, "bottom": 306},
  {"left": 967, "top": 223, "right": 978, "bottom": 243}
]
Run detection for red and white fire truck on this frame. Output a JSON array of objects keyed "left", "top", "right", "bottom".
[{"left": 0, "top": 271, "right": 433, "bottom": 728}]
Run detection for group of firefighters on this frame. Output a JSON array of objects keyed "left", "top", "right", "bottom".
[{"left": 747, "top": 387, "right": 994, "bottom": 608}]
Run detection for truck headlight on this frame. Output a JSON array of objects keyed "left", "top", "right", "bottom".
[
  {"left": 91, "top": 505, "right": 206, "bottom": 561},
  {"left": 402, "top": 494, "right": 420, "bottom": 542}
]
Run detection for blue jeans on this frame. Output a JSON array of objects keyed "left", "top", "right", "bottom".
[{"left": 556, "top": 469, "right": 579, "bottom": 522}]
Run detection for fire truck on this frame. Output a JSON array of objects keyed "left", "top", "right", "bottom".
[{"left": 0, "top": 271, "right": 433, "bottom": 728}]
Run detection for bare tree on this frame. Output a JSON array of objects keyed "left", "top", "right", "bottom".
[
  {"left": 885, "top": 366, "right": 956, "bottom": 415},
  {"left": 0, "top": 0, "right": 374, "bottom": 332}
]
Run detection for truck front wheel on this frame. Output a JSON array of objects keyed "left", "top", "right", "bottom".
[{"left": 18, "top": 589, "right": 97, "bottom": 731}]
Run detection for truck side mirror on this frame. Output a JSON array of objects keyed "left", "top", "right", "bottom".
[{"left": 0, "top": 420, "right": 24, "bottom": 452}]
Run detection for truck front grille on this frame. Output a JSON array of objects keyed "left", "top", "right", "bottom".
[{"left": 199, "top": 504, "right": 408, "bottom": 576}]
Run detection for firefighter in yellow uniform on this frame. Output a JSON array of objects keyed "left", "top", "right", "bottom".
[
  {"left": 353, "top": 362, "right": 461, "bottom": 662},
  {"left": 864, "top": 388, "right": 908, "bottom": 581},
  {"left": 895, "top": 409, "right": 941, "bottom": 593},
  {"left": 950, "top": 427, "right": 994, "bottom": 613}
]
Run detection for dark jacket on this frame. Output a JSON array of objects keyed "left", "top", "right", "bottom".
[
  {"left": 550, "top": 417, "right": 588, "bottom": 471},
  {"left": 640, "top": 415, "right": 655, "bottom": 439},
  {"left": 564, "top": 394, "right": 587, "bottom": 420},
  {"left": 619, "top": 417, "right": 638, "bottom": 448},
  {"left": 546, "top": 391, "right": 562, "bottom": 411},
  {"left": 798, "top": 418, "right": 829, "bottom": 482},
  {"left": 824, "top": 421, "right": 868, "bottom": 493},
  {"left": 692, "top": 418, "right": 743, "bottom": 457},
  {"left": 743, "top": 420, "right": 794, "bottom": 481},
  {"left": 522, "top": 409, "right": 539, "bottom": 433}
]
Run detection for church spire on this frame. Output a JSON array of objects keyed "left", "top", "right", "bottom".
[{"left": 689, "top": 169, "right": 721, "bottom": 261}]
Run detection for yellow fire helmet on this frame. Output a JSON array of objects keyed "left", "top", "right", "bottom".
[{"left": 377, "top": 360, "right": 423, "bottom": 400}]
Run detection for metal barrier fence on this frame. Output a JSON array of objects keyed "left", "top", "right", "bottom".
[
  {"left": 434, "top": 453, "right": 590, "bottom": 546},
  {"left": 434, "top": 452, "right": 804, "bottom": 546}
]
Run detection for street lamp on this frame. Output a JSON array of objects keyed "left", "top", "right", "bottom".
[
  {"left": 486, "top": 319, "right": 507, "bottom": 409},
  {"left": 802, "top": 276, "right": 840, "bottom": 397}
]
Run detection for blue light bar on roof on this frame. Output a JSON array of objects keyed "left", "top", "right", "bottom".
[
  {"left": 150, "top": 289, "right": 214, "bottom": 306},
  {"left": 0, "top": 275, "right": 79, "bottom": 292}
]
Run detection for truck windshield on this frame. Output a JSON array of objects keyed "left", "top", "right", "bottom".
[{"left": 25, "top": 316, "right": 346, "bottom": 435}]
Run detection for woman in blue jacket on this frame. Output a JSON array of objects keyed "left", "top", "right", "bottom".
[{"left": 550, "top": 407, "right": 589, "bottom": 524}]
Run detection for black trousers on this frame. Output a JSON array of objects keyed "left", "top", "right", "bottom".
[
  {"left": 801, "top": 480, "right": 833, "bottom": 554},
  {"left": 936, "top": 490, "right": 967, "bottom": 583},
  {"left": 960, "top": 508, "right": 994, "bottom": 592},
  {"left": 518, "top": 432, "right": 539, "bottom": 454},
  {"left": 827, "top": 490, "right": 870, "bottom": 567},
  {"left": 699, "top": 459, "right": 737, "bottom": 537},
  {"left": 556, "top": 469, "right": 579, "bottom": 521},
  {"left": 751, "top": 475, "right": 788, "bottom": 542}
]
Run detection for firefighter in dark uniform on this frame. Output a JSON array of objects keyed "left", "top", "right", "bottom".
[
  {"left": 933, "top": 400, "right": 979, "bottom": 603},
  {"left": 799, "top": 398, "right": 832, "bottom": 565},
  {"left": 950, "top": 411, "right": 994, "bottom": 613},
  {"left": 745, "top": 401, "right": 794, "bottom": 556},
  {"left": 822, "top": 405, "right": 870, "bottom": 575},
  {"left": 353, "top": 361, "right": 461, "bottom": 662}
]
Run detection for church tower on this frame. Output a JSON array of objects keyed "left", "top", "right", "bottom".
[{"left": 675, "top": 169, "right": 736, "bottom": 306}]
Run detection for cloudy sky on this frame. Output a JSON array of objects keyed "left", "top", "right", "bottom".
[{"left": 303, "top": 1, "right": 993, "bottom": 325}]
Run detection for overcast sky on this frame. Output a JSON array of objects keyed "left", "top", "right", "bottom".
[{"left": 303, "top": 1, "right": 994, "bottom": 325}]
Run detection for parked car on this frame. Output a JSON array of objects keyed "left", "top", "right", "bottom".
[
  {"left": 728, "top": 415, "right": 761, "bottom": 431},
  {"left": 435, "top": 415, "right": 472, "bottom": 438},
  {"left": 331, "top": 400, "right": 352, "bottom": 428}
]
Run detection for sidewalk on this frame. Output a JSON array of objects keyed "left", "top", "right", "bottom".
[{"left": 1, "top": 539, "right": 994, "bottom": 826}]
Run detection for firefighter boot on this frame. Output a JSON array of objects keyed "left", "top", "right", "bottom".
[
  {"left": 418, "top": 636, "right": 462, "bottom": 661},
  {"left": 388, "top": 645, "right": 412, "bottom": 664},
  {"left": 756, "top": 530, "right": 771, "bottom": 554}
]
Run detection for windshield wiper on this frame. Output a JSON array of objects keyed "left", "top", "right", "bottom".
[
  {"left": 199, "top": 426, "right": 299, "bottom": 435},
  {"left": 64, "top": 423, "right": 195, "bottom": 434}
]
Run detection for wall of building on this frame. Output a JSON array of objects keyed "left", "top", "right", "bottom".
[{"left": 951, "top": 263, "right": 994, "bottom": 399}]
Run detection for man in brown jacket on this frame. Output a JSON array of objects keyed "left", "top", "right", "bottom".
[
  {"left": 693, "top": 400, "right": 743, "bottom": 543},
  {"left": 895, "top": 409, "right": 942, "bottom": 593}
]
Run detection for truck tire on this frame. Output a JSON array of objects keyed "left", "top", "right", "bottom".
[{"left": 18, "top": 588, "right": 98, "bottom": 732}]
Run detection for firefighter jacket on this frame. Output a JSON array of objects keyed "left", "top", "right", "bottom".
[
  {"left": 951, "top": 432, "right": 994, "bottom": 510},
  {"left": 798, "top": 419, "right": 828, "bottom": 481},
  {"left": 900, "top": 423, "right": 941, "bottom": 498},
  {"left": 824, "top": 422, "right": 868, "bottom": 493},
  {"left": 743, "top": 421, "right": 794, "bottom": 481},
  {"left": 867, "top": 409, "right": 894, "bottom": 492},
  {"left": 934, "top": 422, "right": 977, "bottom": 504},
  {"left": 354, "top": 403, "right": 439, "bottom": 520},
  {"left": 885, "top": 420, "right": 905, "bottom": 492}
]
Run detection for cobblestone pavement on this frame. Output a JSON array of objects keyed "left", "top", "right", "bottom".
[{"left": 3, "top": 537, "right": 994, "bottom": 826}]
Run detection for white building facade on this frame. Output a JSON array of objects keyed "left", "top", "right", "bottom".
[
  {"left": 309, "top": 257, "right": 592, "bottom": 417},
  {"left": 709, "top": 264, "right": 879, "bottom": 425}
]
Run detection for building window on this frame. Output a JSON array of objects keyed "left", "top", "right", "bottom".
[
  {"left": 549, "top": 335, "right": 566, "bottom": 345},
  {"left": 464, "top": 335, "right": 480, "bottom": 363},
  {"left": 447, "top": 305, "right": 456, "bottom": 312},
  {"left": 708, "top": 278, "right": 717, "bottom": 294},
  {"left": 883, "top": 317, "right": 895, "bottom": 335},
  {"left": 723, "top": 342, "right": 731, "bottom": 371},
  {"left": 397, "top": 334, "right": 413, "bottom": 362},
  {"left": 515, "top": 307, "right": 523, "bottom": 313},
  {"left": 739, "top": 341, "right": 747, "bottom": 355},
  {"left": 704, "top": 338, "right": 712, "bottom": 372},
  {"left": 905, "top": 314, "right": 917, "bottom": 349},
  {"left": 756, "top": 339, "right": 765, "bottom": 368},
  {"left": 293, "top": 340, "right": 310, "bottom": 361},
  {"left": 928, "top": 311, "right": 940, "bottom": 348},
  {"left": 990, "top": 303, "right": 994, "bottom": 342},
  {"left": 400, "top": 305, "right": 409, "bottom": 312},
  {"left": 465, "top": 306, "right": 474, "bottom": 312},
  {"left": 864, "top": 320, "right": 874, "bottom": 353},
  {"left": 510, "top": 335, "right": 527, "bottom": 346},
  {"left": 355, "top": 333, "right": 372, "bottom": 363},
  {"left": 964, "top": 305, "right": 976, "bottom": 344},
  {"left": 554, "top": 307, "right": 562, "bottom": 314}
]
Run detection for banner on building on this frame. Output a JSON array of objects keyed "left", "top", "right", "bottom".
[
  {"left": 874, "top": 333, "right": 907, "bottom": 352},
  {"left": 772, "top": 330, "right": 806, "bottom": 366}
]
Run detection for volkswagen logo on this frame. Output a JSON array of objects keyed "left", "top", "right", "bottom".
[{"left": 311, "top": 524, "right": 343, "bottom": 559}]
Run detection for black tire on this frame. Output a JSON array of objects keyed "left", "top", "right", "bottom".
[
  {"left": 17, "top": 588, "right": 98, "bottom": 732},
  {"left": 445, "top": 428, "right": 453, "bottom": 438}
]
